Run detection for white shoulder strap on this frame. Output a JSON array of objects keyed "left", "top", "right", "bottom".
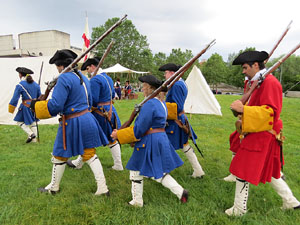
[{"left": 18, "top": 83, "right": 32, "bottom": 99}]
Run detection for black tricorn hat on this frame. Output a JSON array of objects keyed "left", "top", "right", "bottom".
[
  {"left": 138, "top": 75, "right": 163, "bottom": 89},
  {"left": 16, "top": 67, "right": 33, "bottom": 75},
  {"left": 49, "top": 49, "right": 77, "bottom": 64},
  {"left": 232, "top": 51, "right": 269, "bottom": 65},
  {"left": 81, "top": 57, "right": 100, "bottom": 71},
  {"left": 159, "top": 63, "right": 181, "bottom": 72}
]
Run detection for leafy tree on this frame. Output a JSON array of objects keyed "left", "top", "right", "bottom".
[
  {"left": 91, "top": 17, "right": 152, "bottom": 79},
  {"left": 201, "top": 53, "right": 228, "bottom": 90},
  {"left": 152, "top": 52, "right": 167, "bottom": 80}
]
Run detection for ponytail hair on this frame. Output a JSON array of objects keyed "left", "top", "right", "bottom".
[{"left": 26, "top": 75, "right": 34, "bottom": 83}]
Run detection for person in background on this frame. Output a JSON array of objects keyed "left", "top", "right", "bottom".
[
  {"left": 67, "top": 57, "right": 123, "bottom": 171},
  {"left": 114, "top": 78, "right": 121, "bottom": 100},
  {"left": 8, "top": 67, "right": 41, "bottom": 143},
  {"left": 111, "top": 74, "right": 188, "bottom": 207},
  {"left": 159, "top": 63, "right": 205, "bottom": 178},
  {"left": 124, "top": 80, "right": 132, "bottom": 99},
  {"left": 31, "top": 49, "right": 109, "bottom": 196},
  {"left": 226, "top": 50, "right": 300, "bottom": 216}
]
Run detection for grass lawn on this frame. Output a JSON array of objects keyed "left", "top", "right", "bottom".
[{"left": 0, "top": 94, "right": 300, "bottom": 225}]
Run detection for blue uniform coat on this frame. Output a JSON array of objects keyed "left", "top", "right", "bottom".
[
  {"left": 165, "top": 79, "right": 197, "bottom": 150},
  {"left": 46, "top": 71, "right": 108, "bottom": 157},
  {"left": 90, "top": 72, "right": 121, "bottom": 143},
  {"left": 9, "top": 80, "right": 41, "bottom": 125},
  {"left": 126, "top": 98, "right": 183, "bottom": 179}
]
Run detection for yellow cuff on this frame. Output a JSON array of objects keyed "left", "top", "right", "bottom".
[
  {"left": 242, "top": 105, "right": 274, "bottom": 133},
  {"left": 166, "top": 102, "right": 178, "bottom": 120},
  {"left": 8, "top": 104, "right": 16, "bottom": 113},
  {"left": 117, "top": 126, "right": 138, "bottom": 144},
  {"left": 35, "top": 100, "right": 52, "bottom": 119}
]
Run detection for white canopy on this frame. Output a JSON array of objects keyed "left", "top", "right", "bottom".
[
  {"left": 0, "top": 56, "right": 59, "bottom": 125},
  {"left": 184, "top": 65, "right": 222, "bottom": 116},
  {"left": 102, "top": 63, "right": 149, "bottom": 74}
]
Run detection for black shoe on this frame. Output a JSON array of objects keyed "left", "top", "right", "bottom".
[
  {"left": 38, "top": 187, "right": 59, "bottom": 195},
  {"left": 294, "top": 205, "right": 300, "bottom": 210},
  {"left": 26, "top": 133, "right": 36, "bottom": 143},
  {"left": 180, "top": 189, "right": 189, "bottom": 203},
  {"left": 66, "top": 160, "right": 77, "bottom": 168}
]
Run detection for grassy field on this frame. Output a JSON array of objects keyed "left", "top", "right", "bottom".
[{"left": 0, "top": 94, "right": 300, "bottom": 225}]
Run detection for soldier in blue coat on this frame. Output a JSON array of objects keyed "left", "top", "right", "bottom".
[
  {"left": 8, "top": 67, "right": 41, "bottom": 143},
  {"left": 31, "top": 49, "right": 109, "bottom": 195},
  {"left": 159, "top": 63, "right": 205, "bottom": 178},
  {"left": 111, "top": 75, "right": 188, "bottom": 207},
  {"left": 67, "top": 57, "right": 123, "bottom": 171}
]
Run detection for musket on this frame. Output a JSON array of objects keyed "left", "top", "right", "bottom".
[
  {"left": 92, "top": 40, "right": 114, "bottom": 77},
  {"left": 39, "top": 14, "right": 127, "bottom": 100},
  {"left": 232, "top": 41, "right": 300, "bottom": 118},
  {"left": 120, "top": 39, "right": 216, "bottom": 129},
  {"left": 35, "top": 61, "right": 44, "bottom": 142},
  {"left": 38, "top": 61, "right": 44, "bottom": 86},
  {"left": 265, "top": 20, "right": 293, "bottom": 64}
]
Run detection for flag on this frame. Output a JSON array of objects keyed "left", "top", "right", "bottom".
[{"left": 82, "top": 15, "right": 90, "bottom": 62}]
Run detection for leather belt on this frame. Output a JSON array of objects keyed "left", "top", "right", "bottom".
[
  {"left": 178, "top": 111, "right": 185, "bottom": 116},
  {"left": 22, "top": 100, "right": 32, "bottom": 108},
  {"left": 61, "top": 108, "right": 89, "bottom": 150},
  {"left": 144, "top": 128, "right": 165, "bottom": 136},
  {"left": 97, "top": 101, "right": 111, "bottom": 106}
]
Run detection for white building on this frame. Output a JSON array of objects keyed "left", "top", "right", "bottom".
[{"left": 0, "top": 30, "right": 82, "bottom": 57}]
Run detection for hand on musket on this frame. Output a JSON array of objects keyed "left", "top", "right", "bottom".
[{"left": 230, "top": 100, "right": 244, "bottom": 114}]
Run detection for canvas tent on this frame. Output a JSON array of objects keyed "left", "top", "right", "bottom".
[
  {"left": 0, "top": 56, "right": 60, "bottom": 125},
  {"left": 184, "top": 65, "right": 222, "bottom": 116},
  {"left": 102, "top": 63, "right": 149, "bottom": 74}
]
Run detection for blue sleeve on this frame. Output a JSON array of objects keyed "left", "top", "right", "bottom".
[
  {"left": 9, "top": 85, "right": 22, "bottom": 106},
  {"left": 168, "top": 84, "right": 186, "bottom": 113},
  {"left": 90, "top": 77, "right": 100, "bottom": 107},
  {"left": 47, "top": 76, "right": 70, "bottom": 116},
  {"left": 133, "top": 101, "right": 154, "bottom": 139}
]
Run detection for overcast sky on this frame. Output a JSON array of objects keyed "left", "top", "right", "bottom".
[{"left": 1, "top": 0, "right": 300, "bottom": 61}]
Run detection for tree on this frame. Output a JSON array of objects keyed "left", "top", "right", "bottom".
[
  {"left": 201, "top": 53, "right": 228, "bottom": 90},
  {"left": 91, "top": 18, "right": 152, "bottom": 75}
]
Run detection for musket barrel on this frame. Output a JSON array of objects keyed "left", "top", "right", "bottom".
[{"left": 92, "top": 40, "right": 114, "bottom": 77}]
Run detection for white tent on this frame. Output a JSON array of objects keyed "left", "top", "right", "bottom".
[
  {"left": 0, "top": 56, "right": 59, "bottom": 125},
  {"left": 184, "top": 65, "right": 222, "bottom": 116},
  {"left": 102, "top": 63, "right": 149, "bottom": 74}
]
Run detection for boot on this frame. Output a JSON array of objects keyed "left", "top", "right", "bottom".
[
  {"left": 109, "top": 142, "right": 123, "bottom": 171},
  {"left": 29, "top": 122, "right": 38, "bottom": 143},
  {"left": 270, "top": 177, "right": 300, "bottom": 209},
  {"left": 159, "top": 174, "right": 187, "bottom": 203},
  {"left": 182, "top": 144, "right": 205, "bottom": 178},
  {"left": 129, "top": 170, "right": 143, "bottom": 207},
  {"left": 86, "top": 154, "right": 109, "bottom": 196},
  {"left": 225, "top": 178, "right": 249, "bottom": 216},
  {"left": 38, "top": 157, "right": 66, "bottom": 194},
  {"left": 224, "top": 154, "right": 236, "bottom": 182},
  {"left": 18, "top": 122, "right": 35, "bottom": 143},
  {"left": 67, "top": 155, "right": 84, "bottom": 169}
]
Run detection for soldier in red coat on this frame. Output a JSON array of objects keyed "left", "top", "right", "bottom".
[{"left": 225, "top": 50, "right": 300, "bottom": 216}]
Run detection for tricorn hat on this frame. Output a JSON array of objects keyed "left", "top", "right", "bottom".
[
  {"left": 159, "top": 63, "right": 181, "bottom": 72},
  {"left": 232, "top": 51, "right": 269, "bottom": 65},
  {"left": 138, "top": 74, "right": 164, "bottom": 89},
  {"left": 81, "top": 57, "right": 100, "bottom": 71},
  {"left": 16, "top": 67, "right": 33, "bottom": 75},
  {"left": 49, "top": 49, "right": 77, "bottom": 65}
]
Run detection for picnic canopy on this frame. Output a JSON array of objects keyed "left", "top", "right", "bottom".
[{"left": 102, "top": 63, "right": 149, "bottom": 81}]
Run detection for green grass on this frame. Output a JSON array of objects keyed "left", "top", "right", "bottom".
[{"left": 1, "top": 95, "right": 300, "bottom": 225}]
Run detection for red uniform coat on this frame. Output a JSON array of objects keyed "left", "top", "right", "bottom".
[{"left": 229, "top": 74, "right": 283, "bottom": 185}]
